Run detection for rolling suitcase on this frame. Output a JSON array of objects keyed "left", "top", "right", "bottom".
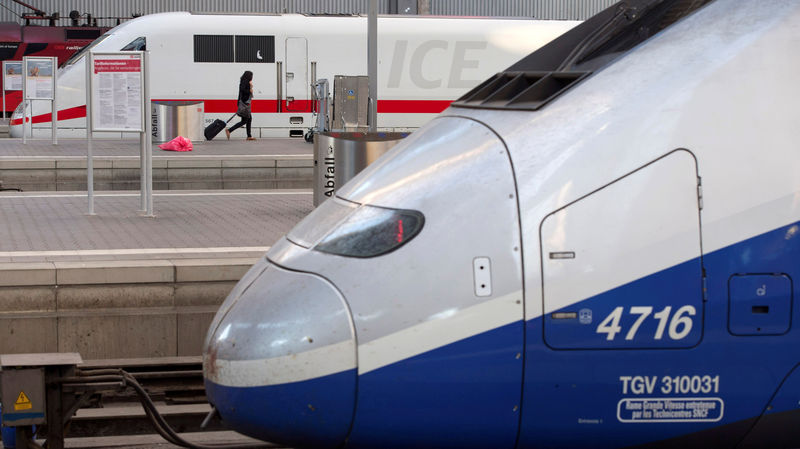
[{"left": 204, "top": 114, "right": 237, "bottom": 141}]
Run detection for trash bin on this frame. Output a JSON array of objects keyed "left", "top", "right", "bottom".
[
  {"left": 313, "top": 132, "right": 409, "bottom": 206},
  {"left": 150, "top": 101, "right": 204, "bottom": 143}
]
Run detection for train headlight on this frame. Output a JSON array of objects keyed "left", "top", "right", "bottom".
[
  {"left": 314, "top": 204, "right": 424, "bottom": 258},
  {"left": 314, "top": 206, "right": 425, "bottom": 257},
  {"left": 288, "top": 198, "right": 425, "bottom": 258}
]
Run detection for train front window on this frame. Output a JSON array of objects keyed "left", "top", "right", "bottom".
[
  {"left": 121, "top": 36, "right": 146, "bottom": 51},
  {"left": 65, "top": 33, "right": 110, "bottom": 66}
]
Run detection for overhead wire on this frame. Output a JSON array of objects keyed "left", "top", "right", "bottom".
[{"left": 0, "top": 2, "right": 20, "bottom": 19}]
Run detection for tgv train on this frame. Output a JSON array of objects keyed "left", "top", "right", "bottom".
[
  {"left": 8, "top": 12, "right": 578, "bottom": 139},
  {"left": 203, "top": 0, "right": 800, "bottom": 448}
]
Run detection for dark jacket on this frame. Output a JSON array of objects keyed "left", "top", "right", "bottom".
[{"left": 238, "top": 79, "right": 252, "bottom": 104}]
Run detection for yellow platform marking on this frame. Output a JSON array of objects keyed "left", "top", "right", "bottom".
[{"left": 14, "top": 391, "right": 32, "bottom": 411}]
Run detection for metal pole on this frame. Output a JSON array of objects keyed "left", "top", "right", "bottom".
[
  {"left": 85, "top": 53, "right": 95, "bottom": 215},
  {"left": 44, "top": 367, "right": 66, "bottom": 449},
  {"left": 139, "top": 131, "right": 146, "bottom": 211},
  {"left": 52, "top": 56, "right": 57, "bottom": 145},
  {"left": 310, "top": 61, "right": 317, "bottom": 111},
  {"left": 51, "top": 101, "right": 56, "bottom": 143},
  {"left": 368, "top": 0, "right": 377, "bottom": 132},
  {"left": 2, "top": 61, "right": 5, "bottom": 121},
  {"left": 144, "top": 51, "right": 154, "bottom": 217},
  {"left": 21, "top": 59, "right": 25, "bottom": 145},
  {"left": 138, "top": 52, "right": 146, "bottom": 212},
  {"left": 276, "top": 61, "right": 282, "bottom": 113}
]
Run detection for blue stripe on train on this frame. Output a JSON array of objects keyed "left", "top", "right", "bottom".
[
  {"left": 519, "top": 220, "right": 800, "bottom": 448},
  {"left": 345, "top": 321, "right": 524, "bottom": 449},
  {"left": 205, "top": 368, "right": 356, "bottom": 449}
]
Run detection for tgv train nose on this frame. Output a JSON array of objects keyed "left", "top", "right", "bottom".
[{"left": 203, "top": 260, "right": 357, "bottom": 448}]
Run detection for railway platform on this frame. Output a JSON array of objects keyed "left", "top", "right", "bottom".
[
  {"left": 0, "top": 138, "right": 313, "bottom": 448},
  {"left": 0, "top": 189, "right": 313, "bottom": 360},
  {"left": 0, "top": 138, "right": 313, "bottom": 191}
]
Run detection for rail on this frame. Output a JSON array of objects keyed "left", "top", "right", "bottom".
[{"left": 6, "top": 356, "right": 284, "bottom": 449}]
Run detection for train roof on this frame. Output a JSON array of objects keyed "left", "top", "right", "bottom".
[
  {"left": 185, "top": 11, "right": 574, "bottom": 21},
  {"left": 100, "top": 11, "right": 580, "bottom": 42},
  {"left": 115, "top": 10, "right": 579, "bottom": 25},
  {"left": 0, "top": 22, "right": 20, "bottom": 41},
  {"left": 452, "top": 0, "right": 714, "bottom": 111}
]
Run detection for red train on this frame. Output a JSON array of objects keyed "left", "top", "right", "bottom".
[{"left": 0, "top": 22, "right": 110, "bottom": 115}]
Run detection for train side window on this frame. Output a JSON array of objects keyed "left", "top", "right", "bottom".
[
  {"left": 23, "top": 43, "right": 47, "bottom": 55},
  {"left": 121, "top": 36, "right": 146, "bottom": 51},
  {"left": 0, "top": 43, "right": 19, "bottom": 60},
  {"left": 235, "top": 35, "right": 274, "bottom": 63},
  {"left": 194, "top": 35, "right": 234, "bottom": 63}
]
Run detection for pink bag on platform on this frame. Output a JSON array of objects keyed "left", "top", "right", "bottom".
[{"left": 158, "top": 136, "right": 193, "bottom": 152}]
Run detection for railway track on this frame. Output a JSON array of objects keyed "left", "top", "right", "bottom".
[
  {"left": 2, "top": 357, "right": 279, "bottom": 448},
  {"left": 67, "top": 357, "right": 214, "bottom": 438}
]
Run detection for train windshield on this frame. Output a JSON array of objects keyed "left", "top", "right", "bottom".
[
  {"left": 64, "top": 33, "right": 111, "bottom": 66},
  {"left": 121, "top": 37, "right": 146, "bottom": 51}
]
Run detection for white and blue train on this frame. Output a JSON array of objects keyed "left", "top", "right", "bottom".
[{"left": 202, "top": 0, "right": 800, "bottom": 447}]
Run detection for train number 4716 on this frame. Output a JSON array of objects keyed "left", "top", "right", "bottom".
[{"left": 597, "top": 305, "right": 696, "bottom": 341}]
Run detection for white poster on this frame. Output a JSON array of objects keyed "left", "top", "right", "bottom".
[
  {"left": 90, "top": 53, "right": 143, "bottom": 132},
  {"left": 23, "top": 57, "right": 54, "bottom": 100},
  {"left": 3, "top": 61, "right": 22, "bottom": 91}
]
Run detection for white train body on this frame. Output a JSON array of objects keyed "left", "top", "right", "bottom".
[{"left": 9, "top": 12, "right": 578, "bottom": 139}]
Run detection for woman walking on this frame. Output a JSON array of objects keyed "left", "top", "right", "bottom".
[{"left": 226, "top": 70, "right": 255, "bottom": 140}]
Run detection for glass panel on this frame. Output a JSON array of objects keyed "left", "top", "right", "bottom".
[
  {"left": 286, "top": 197, "right": 358, "bottom": 248},
  {"left": 121, "top": 36, "right": 146, "bottom": 51}
]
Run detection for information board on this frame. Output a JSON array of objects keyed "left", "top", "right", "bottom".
[
  {"left": 90, "top": 52, "right": 143, "bottom": 132},
  {"left": 3, "top": 61, "right": 22, "bottom": 91},
  {"left": 23, "top": 57, "right": 55, "bottom": 100}
]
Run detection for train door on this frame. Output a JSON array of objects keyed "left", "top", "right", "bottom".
[
  {"left": 518, "top": 149, "right": 706, "bottom": 448},
  {"left": 540, "top": 149, "right": 704, "bottom": 350},
  {"left": 284, "top": 37, "right": 308, "bottom": 112}
]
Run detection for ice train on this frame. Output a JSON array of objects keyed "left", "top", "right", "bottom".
[
  {"left": 8, "top": 12, "right": 578, "bottom": 139},
  {"left": 203, "top": 0, "right": 800, "bottom": 447}
]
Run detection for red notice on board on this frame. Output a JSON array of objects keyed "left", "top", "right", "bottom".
[{"left": 93, "top": 59, "right": 141, "bottom": 74}]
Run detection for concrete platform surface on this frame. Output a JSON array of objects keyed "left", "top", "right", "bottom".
[
  {"left": 0, "top": 189, "right": 315, "bottom": 359},
  {"left": 0, "top": 190, "right": 312, "bottom": 262},
  {"left": 0, "top": 138, "right": 315, "bottom": 191}
]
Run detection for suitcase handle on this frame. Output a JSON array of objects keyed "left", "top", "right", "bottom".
[{"left": 226, "top": 114, "right": 237, "bottom": 124}]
